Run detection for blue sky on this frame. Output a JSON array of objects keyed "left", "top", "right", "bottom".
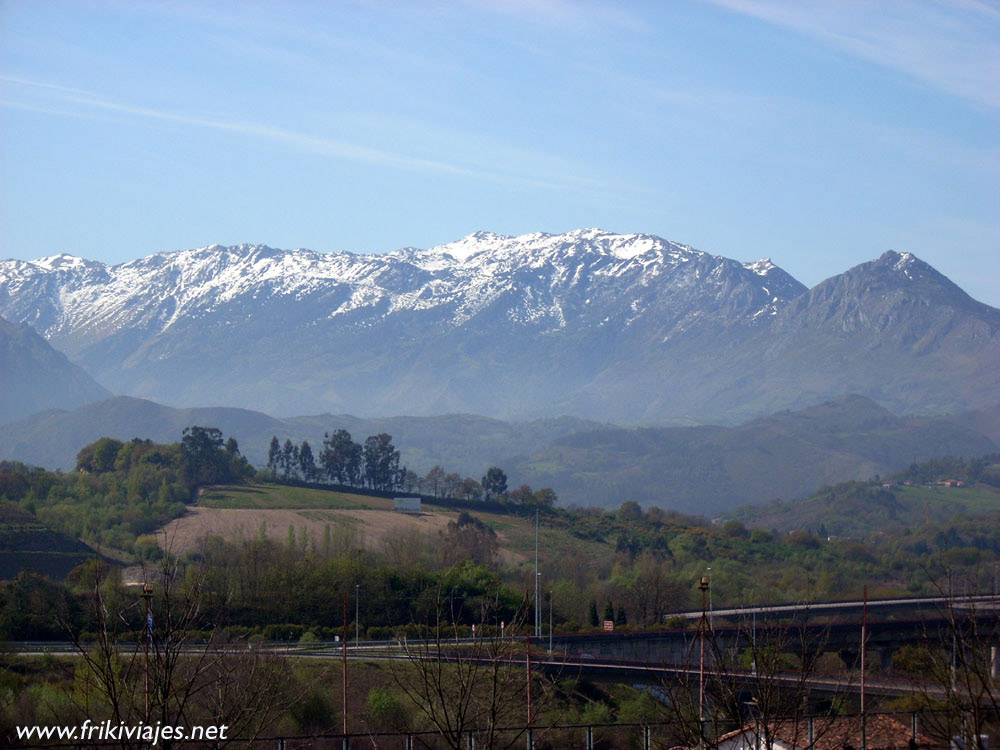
[{"left": 2, "top": 0, "right": 998, "bottom": 305}]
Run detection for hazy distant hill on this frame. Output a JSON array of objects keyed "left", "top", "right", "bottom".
[
  {"left": 0, "top": 396, "right": 601, "bottom": 477},
  {"left": 2, "top": 231, "right": 995, "bottom": 423},
  {"left": 505, "top": 395, "right": 999, "bottom": 515},
  {"left": 1, "top": 394, "right": 994, "bottom": 515},
  {"left": 0, "top": 315, "right": 110, "bottom": 425}
]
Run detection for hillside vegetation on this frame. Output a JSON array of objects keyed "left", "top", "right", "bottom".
[{"left": 728, "top": 454, "right": 1000, "bottom": 538}]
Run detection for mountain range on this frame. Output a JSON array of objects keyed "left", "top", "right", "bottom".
[{"left": 3, "top": 229, "right": 996, "bottom": 423}]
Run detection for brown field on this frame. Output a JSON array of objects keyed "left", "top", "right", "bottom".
[
  {"left": 159, "top": 506, "right": 458, "bottom": 554},
  {"left": 158, "top": 506, "right": 533, "bottom": 565}
]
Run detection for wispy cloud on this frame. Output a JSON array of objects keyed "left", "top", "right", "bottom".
[
  {"left": 0, "top": 75, "right": 625, "bottom": 198},
  {"left": 706, "top": 0, "right": 1000, "bottom": 109}
]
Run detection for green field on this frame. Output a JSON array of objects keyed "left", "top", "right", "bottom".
[{"left": 894, "top": 483, "right": 1000, "bottom": 516}]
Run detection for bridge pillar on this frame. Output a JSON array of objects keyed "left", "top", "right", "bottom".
[
  {"left": 876, "top": 648, "right": 894, "bottom": 672},
  {"left": 839, "top": 649, "right": 859, "bottom": 669}
]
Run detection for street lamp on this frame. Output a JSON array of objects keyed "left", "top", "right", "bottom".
[
  {"left": 706, "top": 566, "right": 713, "bottom": 629},
  {"left": 697, "top": 575, "right": 709, "bottom": 724}
]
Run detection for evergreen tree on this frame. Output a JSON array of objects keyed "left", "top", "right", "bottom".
[
  {"left": 616, "top": 605, "right": 627, "bottom": 626},
  {"left": 267, "top": 436, "right": 281, "bottom": 477},
  {"left": 299, "top": 440, "right": 316, "bottom": 482},
  {"left": 281, "top": 439, "right": 296, "bottom": 479},
  {"left": 363, "top": 433, "right": 400, "bottom": 491},
  {"left": 588, "top": 600, "right": 599, "bottom": 627},
  {"left": 603, "top": 602, "right": 615, "bottom": 623}
]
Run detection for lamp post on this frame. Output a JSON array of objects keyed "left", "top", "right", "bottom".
[{"left": 706, "top": 566, "right": 713, "bottom": 630}]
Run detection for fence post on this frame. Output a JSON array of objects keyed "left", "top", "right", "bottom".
[
  {"left": 808, "top": 717, "right": 814, "bottom": 749},
  {"left": 467, "top": 731, "right": 475, "bottom": 749},
  {"left": 406, "top": 734, "right": 414, "bottom": 750},
  {"left": 586, "top": 725, "right": 594, "bottom": 750},
  {"left": 343, "top": 734, "right": 350, "bottom": 750},
  {"left": 526, "top": 727, "right": 534, "bottom": 750},
  {"left": 861, "top": 714, "right": 867, "bottom": 750},
  {"left": 644, "top": 724, "right": 651, "bottom": 750},
  {"left": 277, "top": 740, "right": 285, "bottom": 750}
]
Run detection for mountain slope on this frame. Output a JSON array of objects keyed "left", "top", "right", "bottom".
[
  {"left": 0, "top": 230, "right": 805, "bottom": 420},
  {"left": 506, "top": 395, "right": 998, "bottom": 514},
  {"left": 0, "top": 315, "right": 111, "bottom": 425},
  {"left": 1, "top": 234, "right": 996, "bottom": 422}
]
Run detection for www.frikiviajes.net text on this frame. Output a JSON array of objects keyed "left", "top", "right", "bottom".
[{"left": 16, "top": 720, "right": 229, "bottom": 746}]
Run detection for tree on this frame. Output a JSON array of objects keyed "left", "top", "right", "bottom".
[
  {"left": 267, "top": 436, "right": 281, "bottom": 478},
  {"left": 298, "top": 440, "right": 316, "bottom": 482},
  {"left": 905, "top": 576, "right": 1000, "bottom": 747},
  {"left": 424, "top": 466, "right": 446, "bottom": 497},
  {"left": 659, "top": 598, "right": 841, "bottom": 750},
  {"left": 281, "top": 439, "right": 297, "bottom": 480},
  {"left": 440, "top": 513, "right": 500, "bottom": 567},
  {"left": 460, "top": 477, "right": 483, "bottom": 502},
  {"left": 363, "top": 433, "right": 400, "bottom": 491},
  {"left": 180, "top": 426, "right": 229, "bottom": 485},
  {"left": 59, "top": 554, "right": 296, "bottom": 749},
  {"left": 588, "top": 600, "right": 600, "bottom": 628},
  {"left": 481, "top": 467, "right": 508, "bottom": 502},
  {"left": 387, "top": 582, "right": 558, "bottom": 750},
  {"left": 76, "top": 437, "right": 125, "bottom": 473},
  {"left": 320, "top": 429, "right": 362, "bottom": 485}
]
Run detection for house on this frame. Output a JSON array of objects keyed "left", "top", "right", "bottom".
[
  {"left": 715, "top": 715, "right": 939, "bottom": 750},
  {"left": 935, "top": 479, "right": 964, "bottom": 488}
]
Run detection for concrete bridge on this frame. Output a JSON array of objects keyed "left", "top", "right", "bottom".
[{"left": 546, "top": 610, "right": 1000, "bottom": 675}]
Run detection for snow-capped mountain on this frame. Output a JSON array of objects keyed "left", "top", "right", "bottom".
[{"left": 1, "top": 230, "right": 997, "bottom": 422}]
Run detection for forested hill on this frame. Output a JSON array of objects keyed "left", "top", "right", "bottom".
[
  {"left": 727, "top": 454, "right": 1000, "bottom": 539},
  {"left": 506, "top": 395, "right": 998, "bottom": 514},
  {"left": 1, "top": 395, "right": 996, "bottom": 514}
]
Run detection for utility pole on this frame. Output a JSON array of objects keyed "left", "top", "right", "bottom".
[
  {"left": 548, "top": 591, "right": 553, "bottom": 655},
  {"left": 526, "top": 632, "right": 533, "bottom": 725},
  {"left": 142, "top": 582, "right": 153, "bottom": 721},
  {"left": 534, "top": 511, "right": 541, "bottom": 637},
  {"left": 342, "top": 592, "right": 349, "bottom": 736},
  {"left": 698, "top": 575, "right": 709, "bottom": 724},
  {"left": 861, "top": 584, "right": 867, "bottom": 717}
]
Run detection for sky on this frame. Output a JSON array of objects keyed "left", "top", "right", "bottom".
[{"left": 1, "top": 0, "right": 998, "bottom": 306}]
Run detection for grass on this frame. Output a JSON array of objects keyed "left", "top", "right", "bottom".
[
  {"left": 199, "top": 483, "right": 393, "bottom": 510},
  {"left": 894, "top": 483, "right": 1000, "bottom": 517},
  {"left": 195, "top": 482, "right": 616, "bottom": 571}
]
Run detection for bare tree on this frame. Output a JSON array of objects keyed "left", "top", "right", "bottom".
[
  {"left": 659, "top": 600, "right": 847, "bottom": 748},
  {"left": 61, "top": 551, "right": 297, "bottom": 749},
  {"left": 904, "top": 571, "right": 1000, "bottom": 749},
  {"left": 386, "top": 586, "right": 562, "bottom": 749}
]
